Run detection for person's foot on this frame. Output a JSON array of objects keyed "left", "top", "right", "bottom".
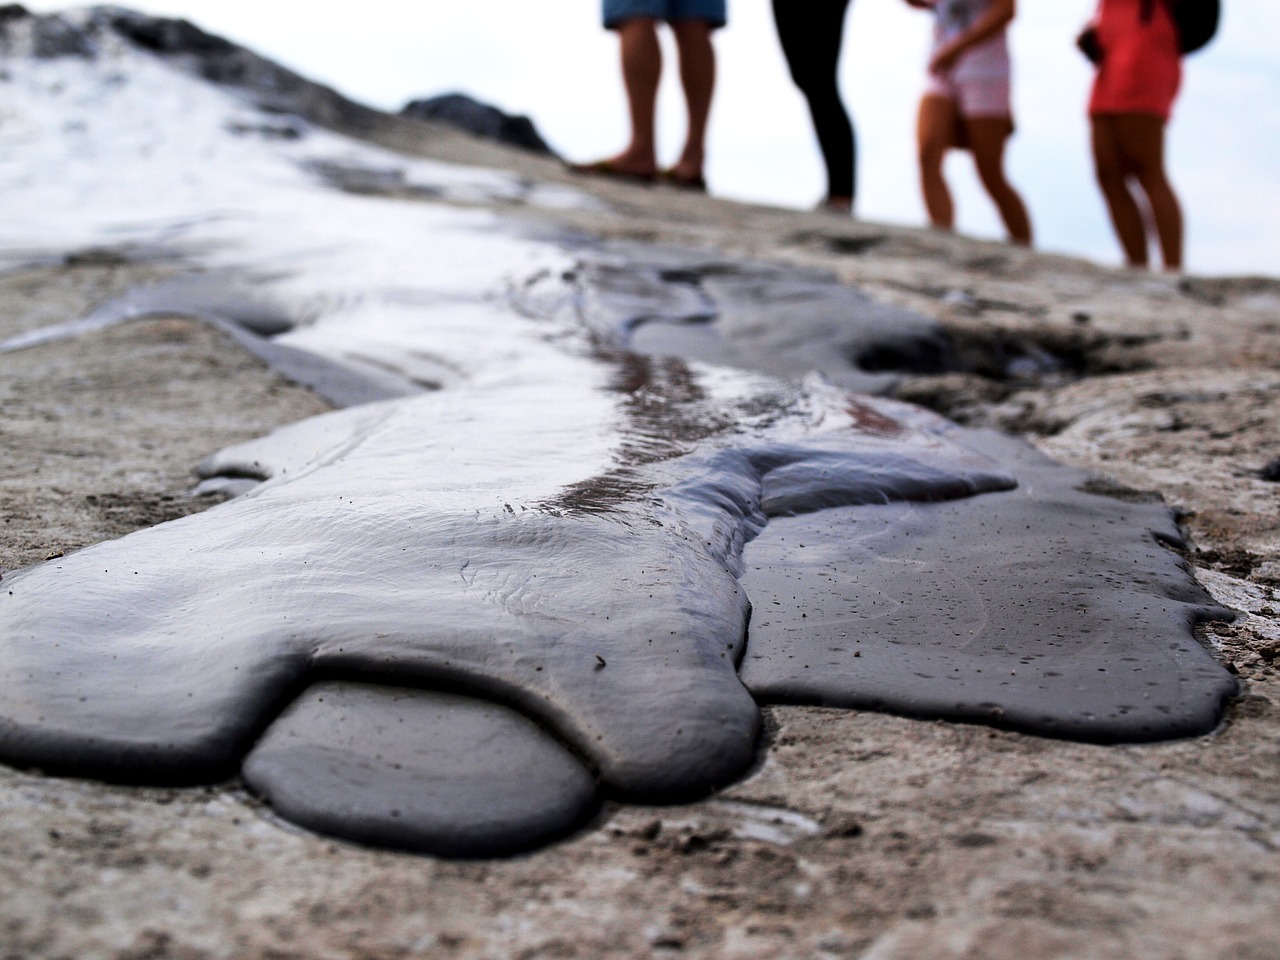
[
  {"left": 663, "top": 154, "right": 706, "bottom": 189},
  {"left": 818, "top": 195, "right": 853, "bottom": 215},
  {"left": 568, "top": 155, "right": 656, "bottom": 184},
  {"left": 659, "top": 167, "right": 706, "bottom": 192}
]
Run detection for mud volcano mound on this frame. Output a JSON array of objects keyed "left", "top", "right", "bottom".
[{"left": 0, "top": 5, "right": 1239, "bottom": 857}]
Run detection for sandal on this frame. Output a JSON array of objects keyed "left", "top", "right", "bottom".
[
  {"left": 567, "top": 158, "right": 657, "bottom": 184},
  {"left": 659, "top": 168, "right": 707, "bottom": 192}
]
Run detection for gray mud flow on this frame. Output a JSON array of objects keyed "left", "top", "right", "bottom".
[
  {"left": 0, "top": 237, "right": 1241, "bottom": 856},
  {"left": 740, "top": 430, "right": 1238, "bottom": 740},
  {"left": 0, "top": 238, "right": 1241, "bottom": 855},
  {"left": 242, "top": 683, "right": 600, "bottom": 857},
  {"left": 0, "top": 363, "right": 1014, "bottom": 854},
  {"left": 515, "top": 238, "right": 950, "bottom": 395},
  {"left": 0, "top": 7, "right": 1241, "bottom": 855},
  {"left": 0, "top": 274, "right": 432, "bottom": 409},
  {"left": 526, "top": 243, "right": 1238, "bottom": 740}
]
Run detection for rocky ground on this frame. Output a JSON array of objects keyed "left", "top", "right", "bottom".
[{"left": 1, "top": 124, "right": 1278, "bottom": 959}]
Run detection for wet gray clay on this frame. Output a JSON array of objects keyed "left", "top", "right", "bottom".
[
  {"left": 0, "top": 374, "right": 1015, "bottom": 853},
  {"left": 740, "top": 429, "right": 1237, "bottom": 741},
  {"left": 243, "top": 683, "right": 599, "bottom": 856}
]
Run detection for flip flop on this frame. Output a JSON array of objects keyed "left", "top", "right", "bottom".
[
  {"left": 659, "top": 169, "right": 707, "bottom": 192},
  {"left": 567, "top": 158, "right": 657, "bottom": 185}
]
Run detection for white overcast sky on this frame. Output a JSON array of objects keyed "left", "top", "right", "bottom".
[{"left": 23, "top": 1, "right": 1280, "bottom": 277}]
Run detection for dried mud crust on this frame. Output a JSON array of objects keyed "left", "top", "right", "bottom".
[
  {"left": 0, "top": 263, "right": 332, "bottom": 574},
  {"left": 1, "top": 701, "right": 1277, "bottom": 960}
]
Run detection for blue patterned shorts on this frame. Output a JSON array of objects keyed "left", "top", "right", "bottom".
[{"left": 602, "top": 0, "right": 727, "bottom": 29}]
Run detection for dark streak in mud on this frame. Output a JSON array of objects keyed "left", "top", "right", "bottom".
[{"left": 541, "top": 354, "right": 732, "bottom": 516}]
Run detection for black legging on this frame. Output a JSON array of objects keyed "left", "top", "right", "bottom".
[{"left": 772, "top": 0, "right": 856, "bottom": 203}]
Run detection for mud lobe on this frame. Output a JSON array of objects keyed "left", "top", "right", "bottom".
[
  {"left": 243, "top": 682, "right": 600, "bottom": 857},
  {"left": 739, "top": 430, "right": 1238, "bottom": 741}
]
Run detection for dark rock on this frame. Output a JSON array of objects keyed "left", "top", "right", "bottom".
[
  {"left": 823, "top": 815, "right": 864, "bottom": 838},
  {"left": 105, "top": 11, "right": 235, "bottom": 56},
  {"left": 1261, "top": 457, "right": 1280, "bottom": 482},
  {"left": 63, "top": 247, "right": 132, "bottom": 268},
  {"left": 401, "top": 93, "right": 556, "bottom": 156},
  {"left": 225, "top": 118, "right": 306, "bottom": 141},
  {"left": 51, "top": 9, "right": 389, "bottom": 139}
]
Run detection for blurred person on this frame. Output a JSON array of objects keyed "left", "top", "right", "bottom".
[
  {"left": 1079, "top": 0, "right": 1184, "bottom": 271},
  {"left": 572, "top": 0, "right": 725, "bottom": 191},
  {"left": 905, "top": 0, "right": 1032, "bottom": 246},
  {"left": 772, "top": 0, "right": 857, "bottom": 213}
]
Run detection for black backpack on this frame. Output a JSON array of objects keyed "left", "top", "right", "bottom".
[{"left": 1142, "top": 0, "right": 1222, "bottom": 54}]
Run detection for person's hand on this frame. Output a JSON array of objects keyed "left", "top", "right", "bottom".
[{"left": 929, "top": 42, "right": 962, "bottom": 73}]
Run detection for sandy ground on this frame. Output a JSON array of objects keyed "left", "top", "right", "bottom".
[{"left": 2, "top": 128, "right": 1278, "bottom": 959}]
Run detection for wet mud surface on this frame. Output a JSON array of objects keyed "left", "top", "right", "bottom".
[
  {"left": 742, "top": 430, "right": 1235, "bottom": 741},
  {"left": 0, "top": 244, "right": 1238, "bottom": 855},
  {"left": 1, "top": 359, "right": 1024, "bottom": 852},
  {"left": 243, "top": 683, "right": 601, "bottom": 857},
  {"left": 528, "top": 239, "right": 950, "bottom": 395}
]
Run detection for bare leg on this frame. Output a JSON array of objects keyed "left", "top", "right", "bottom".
[
  {"left": 1113, "top": 113, "right": 1182, "bottom": 271},
  {"left": 1091, "top": 115, "right": 1150, "bottom": 268},
  {"left": 917, "top": 94, "right": 958, "bottom": 231},
  {"left": 965, "top": 116, "right": 1033, "bottom": 246},
  {"left": 670, "top": 19, "right": 716, "bottom": 183},
  {"left": 591, "top": 17, "right": 662, "bottom": 178}
]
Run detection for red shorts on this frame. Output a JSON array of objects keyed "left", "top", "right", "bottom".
[{"left": 1088, "top": 0, "right": 1181, "bottom": 120}]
